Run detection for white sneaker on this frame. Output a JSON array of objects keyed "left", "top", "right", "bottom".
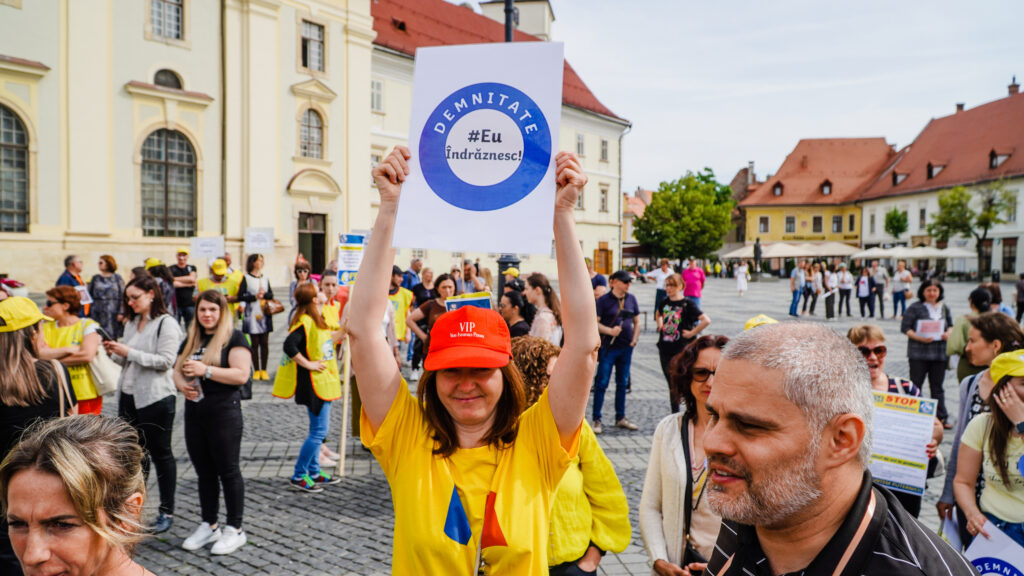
[
  {"left": 211, "top": 525, "right": 247, "bottom": 555},
  {"left": 182, "top": 522, "right": 221, "bottom": 551}
]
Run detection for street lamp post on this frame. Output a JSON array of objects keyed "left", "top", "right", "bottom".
[{"left": 496, "top": 0, "right": 520, "bottom": 298}]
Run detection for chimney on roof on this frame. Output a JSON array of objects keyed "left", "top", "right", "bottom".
[
  {"left": 479, "top": 0, "right": 555, "bottom": 41},
  {"left": 747, "top": 161, "right": 754, "bottom": 185},
  {"left": 1010, "top": 76, "right": 1020, "bottom": 96},
  {"left": 956, "top": 103, "right": 965, "bottom": 113}
]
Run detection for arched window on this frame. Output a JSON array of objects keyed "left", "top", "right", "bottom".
[
  {"left": 0, "top": 105, "right": 29, "bottom": 232},
  {"left": 154, "top": 69, "right": 182, "bottom": 89},
  {"left": 141, "top": 129, "right": 196, "bottom": 237},
  {"left": 300, "top": 109, "right": 323, "bottom": 159}
]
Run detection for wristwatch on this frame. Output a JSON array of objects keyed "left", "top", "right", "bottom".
[
  {"left": 205, "top": 366, "right": 213, "bottom": 380},
  {"left": 1016, "top": 421, "right": 1024, "bottom": 434}
]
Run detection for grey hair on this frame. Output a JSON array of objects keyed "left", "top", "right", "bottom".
[
  {"left": 722, "top": 322, "right": 874, "bottom": 465},
  {"left": 64, "top": 254, "right": 78, "bottom": 268}
]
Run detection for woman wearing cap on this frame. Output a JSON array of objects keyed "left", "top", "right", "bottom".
[
  {"left": 89, "top": 254, "right": 125, "bottom": 339},
  {"left": 526, "top": 272, "right": 563, "bottom": 346},
  {"left": 0, "top": 296, "right": 77, "bottom": 573},
  {"left": 273, "top": 282, "right": 342, "bottom": 493},
  {"left": 510, "top": 335, "right": 630, "bottom": 575},
  {"left": 939, "top": 312, "right": 1024, "bottom": 539},
  {"left": 955, "top": 349, "right": 1024, "bottom": 547},
  {"left": 38, "top": 286, "right": 104, "bottom": 415},
  {"left": 350, "top": 146, "right": 597, "bottom": 574},
  {"left": 656, "top": 273, "right": 710, "bottom": 414},
  {"left": 104, "top": 275, "right": 183, "bottom": 534},
  {"left": 847, "top": 324, "right": 943, "bottom": 517}
]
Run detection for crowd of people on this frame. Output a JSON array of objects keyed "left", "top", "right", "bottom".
[{"left": 0, "top": 148, "right": 1020, "bottom": 575}]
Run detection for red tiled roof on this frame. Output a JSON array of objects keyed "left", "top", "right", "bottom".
[
  {"left": 624, "top": 195, "right": 646, "bottom": 218},
  {"left": 859, "top": 92, "right": 1024, "bottom": 201},
  {"left": 741, "top": 138, "right": 895, "bottom": 207},
  {"left": 371, "top": 0, "right": 625, "bottom": 122}
]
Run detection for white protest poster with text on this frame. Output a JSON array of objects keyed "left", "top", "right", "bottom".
[
  {"left": 868, "top": 392, "right": 936, "bottom": 496},
  {"left": 337, "top": 234, "right": 365, "bottom": 286},
  {"left": 191, "top": 236, "right": 225, "bottom": 260},
  {"left": 392, "top": 42, "right": 563, "bottom": 255},
  {"left": 244, "top": 228, "right": 275, "bottom": 254},
  {"left": 965, "top": 521, "right": 1024, "bottom": 576}
]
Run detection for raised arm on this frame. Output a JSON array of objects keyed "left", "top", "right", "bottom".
[
  {"left": 546, "top": 152, "right": 600, "bottom": 448},
  {"left": 349, "top": 146, "right": 410, "bottom": 431}
]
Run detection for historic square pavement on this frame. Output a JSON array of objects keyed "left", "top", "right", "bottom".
[{"left": 126, "top": 274, "right": 987, "bottom": 574}]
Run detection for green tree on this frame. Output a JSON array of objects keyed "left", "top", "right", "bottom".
[
  {"left": 884, "top": 207, "right": 908, "bottom": 242},
  {"left": 634, "top": 169, "right": 735, "bottom": 260},
  {"left": 927, "top": 182, "right": 1014, "bottom": 271}
]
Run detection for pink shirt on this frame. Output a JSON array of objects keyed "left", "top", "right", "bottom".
[{"left": 682, "top": 267, "right": 705, "bottom": 298}]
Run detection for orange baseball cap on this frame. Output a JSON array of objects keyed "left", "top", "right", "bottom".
[{"left": 424, "top": 306, "right": 511, "bottom": 371}]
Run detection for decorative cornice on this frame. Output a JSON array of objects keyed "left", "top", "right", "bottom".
[
  {"left": 124, "top": 81, "right": 214, "bottom": 107},
  {"left": 290, "top": 79, "right": 337, "bottom": 103},
  {"left": 0, "top": 54, "right": 50, "bottom": 78}
]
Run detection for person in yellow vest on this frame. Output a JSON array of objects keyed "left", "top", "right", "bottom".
[
  {"left": 272, "top": 282, "right": 342, "bottom": 492},
  {"left": 38, "top": 286, "right": 103, "bottom": 414},
  {"left": 349, "top": 146, "right": 596, "bottom": 574},
  {"left": 510, "top": 336, "right": 631, "bottom": 575},
  {"left": 197, "top": 259, "right": 241, "bottom": 318},
  {"left": 388, "top": 265, "right": 415, "bottom": 354}
]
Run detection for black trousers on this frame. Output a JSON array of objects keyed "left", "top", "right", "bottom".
[
  {"left": 875, "top": 291, "right": 886, "bottom": 318},
  {"left": 909, "top": 359, "right": 949, "bottom": 422},
  {"left": 185, "top": 392, "right": 245, "bottom": 528},
  {"left": 825, "top": 293, "right": 836, "bottom": 319},
  {"left": 119, "top": 393, "right": 177, "bottom": 515},
  {"left": 249, "top": 332, "right": 270, "bottom": 372},
  {"left": 858, "top": 296, "right": 875, "bottom": 317},
  {"left": 658, "top": 341, "right": 687, "bottom": 414},
  {"left": 839, "top": 288, "right": 852, "bottom": 315}
]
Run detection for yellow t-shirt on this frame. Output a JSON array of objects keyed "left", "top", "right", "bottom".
[
  {"left": 361, "top": 384, "right": 579, "bottom": 575},
  {"left": 42, "top": 319, "right": 99, "bottom": 400},
  {"left": 388, "top": 287, "right": 414, "bottom": 342},
  {"left": 962, "top": 412, "right": 1024, "bottom": 522},
  {"left": 198, "top": 275, "right": 241, "bottom": 313}
]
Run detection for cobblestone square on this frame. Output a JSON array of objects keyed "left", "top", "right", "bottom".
[{"left": 129, "top": 275, "right": 981, "bottom": 574}]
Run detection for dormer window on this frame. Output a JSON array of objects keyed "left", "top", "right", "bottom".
[
  {"left": 820, "top": 180, "right": 832, "bottom": 195},
  {"left": 991, "top": 150, "right": 1010, "bottom": 169},
  {"left": 892, "top": 172, "right": 907, "bottom": 186},
  {"left": 927, "top": 163, "right": 944, "bottom": 179},
  {"left": 772, "top": 183, "right": 783, "bottom": 196}
]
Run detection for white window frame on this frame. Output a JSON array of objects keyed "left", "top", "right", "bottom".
[
  {"left": 299, "top": 108, "right": 324, "bottom": 159},
  {"left": 599, "top": 186, "right": 609, "bottom": 212},
  {"left": 576, "top": 133, "right": 585, "bottom": 157},
  {"left": 831, "top": 215, "right": 842, "bottom": 233},
  {"left": 784, "top": 216, "right": 795, "bottom": 234},
  {"left": 758, "top": 216, "right": 769, "bottom": 233},
  {"left": 370, "top": 79, "right": 384, "bottom": 113},
  {"left": 600, "top": 139, "right": 609, "bottom": 162},
  {"left": 300, "top": 20, "right": 326, "bottom": 73}
]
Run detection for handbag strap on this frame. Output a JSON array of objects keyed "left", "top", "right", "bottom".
[
  {"left": 679, "top": 413, "right": 694, "bottom": 538},
  {"left": 49, "top": 359, "right": 69, "bottom": 418}
]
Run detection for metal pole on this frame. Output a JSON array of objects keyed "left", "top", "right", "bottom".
[{"left": 504, "top": 0, "right": 514, "bottom": 42}]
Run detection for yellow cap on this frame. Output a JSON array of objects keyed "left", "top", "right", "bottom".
[
  {"left": 176, "top": 246, "right": 190, "bottom": 255},
  {"left": 990, "top": 350, "right": 1024, "bottom": 385},
  {"left": 144, "top": 257, "right": 163, "bottom": 270},
  {"left": 0, "top": 297, "right": 52, "bottom": 333},
  {"left": 744, "top": 314, "right": 779, "bottom": 331},
  {"left": 504, "top": 267, "right": 520, "bottom": 278},
  {"left": 211, "top": 258, "right": 228, "bottom": 276}
]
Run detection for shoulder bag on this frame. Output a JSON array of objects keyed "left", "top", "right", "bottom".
[
  {"left": 85, "top": 318, "right": 121, "bottom": 395},
  {"left": 49, "top": 359, "right": 74, "bottom": 418},
  {"left": 680, "top": 414, "right": 708, "bottom": 568}
]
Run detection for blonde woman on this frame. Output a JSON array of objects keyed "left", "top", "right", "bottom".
[
  {"left": 174, "top": 290, "right": 251, "bottom": 554},
  {"left": 1, "top": 416, "right": 152, "bottom": 576}
]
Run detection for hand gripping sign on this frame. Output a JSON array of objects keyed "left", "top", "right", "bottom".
[{"left": 393, "top": 42, "right": 564, "bottom": 255}]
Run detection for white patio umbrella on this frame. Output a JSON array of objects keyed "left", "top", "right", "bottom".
[
  {"left": 906, "top": 246, "right": 947, "bottom": 259},
  {"left": 762, "top": 243, "right": 818, "bottom": 258},
  {"left": 721, "top": 245, "right": 754, "bottom": 260},
  {"left": 812, "top": 242, "right": 860, "bottom": 257},
  {"left": 850, "top": 247, "right": 891, "bottom": 259},
  {"left": 941, "top": 246, "right": 977, "bottom": 259}
]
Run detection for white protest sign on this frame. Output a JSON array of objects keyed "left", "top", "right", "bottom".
[
  {"left": 244, "top": 227, "right": 275, "bottom": 253},
  {"left": 392, "top": 42, "right": 564, "bottom": 255},
  {"left": 965, "top": 521, "right": 1024, "bottom": 576},
  {"left": 190, "top": 236, "right": 225, "bottom": 260},
  {"left": 337, "top": 234, "right": 365, "bottom": 286},
  {"left": 868, "top": 392, "right": 936, "bottom": 495}
]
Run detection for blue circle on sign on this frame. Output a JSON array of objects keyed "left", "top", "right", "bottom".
[
  {"left": 419, "top": 82, "right": 551, "bottom": 212},
  {"left": 973, "top": 557, "right": 1024, "bottom": 576}
]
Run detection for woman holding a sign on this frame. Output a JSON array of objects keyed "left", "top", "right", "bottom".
[
  {"left": 350, "top": 146, "right": 596, "bottom": 574},
  {"left": 955, "top": 350, "right": 1024, "bottom": 547},
  {"left": 901, "top": 278, "right": 954, "bottom": 427}
]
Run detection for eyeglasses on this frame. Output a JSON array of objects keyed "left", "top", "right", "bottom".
[
  {"left": 857, "top": 345, "right": 887, "bottom": 359},
  {"left": 692, "top": 367, "right": 716, "bottom": 382},
  {"left": 44, "top": 300, "right": 55, "bottom": 307}
]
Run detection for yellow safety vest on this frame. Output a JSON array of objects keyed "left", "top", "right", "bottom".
[
  {"left": 198, "top": 275, "right": 241, "bottom": 314},
  {"left": 42, "top": 319, "right": 99, "bottom": 400},
  {"left": 272, "top": 314, "right": 341, "bottom": 401},
  {"left": 322, "top": 301, "right": 341, "bottom": 331}
]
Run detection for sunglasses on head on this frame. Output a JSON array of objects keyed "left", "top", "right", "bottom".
[
  {"left": 858, "top": 345, "right": 887, "bottom": 359},
  {"left": 692, "top": 367, "right": 716, "bottom": 382}
]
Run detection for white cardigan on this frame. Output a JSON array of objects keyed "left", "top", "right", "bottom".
[{"left": 639, "top": 412, "right": 688, "bottom": 573}]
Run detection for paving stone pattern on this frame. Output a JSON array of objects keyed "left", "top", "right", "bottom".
[{"left": 127, "top": 275, "right": 983, "bottom": 574}]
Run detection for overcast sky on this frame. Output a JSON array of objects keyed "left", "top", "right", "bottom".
[{"left": 459, "top": 1, "right": 1023, "bottom": 195}]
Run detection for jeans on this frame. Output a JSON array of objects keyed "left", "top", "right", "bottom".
[
  {"left": 892, "top": 290, "right": 907, "bottom": 317},
  {"left": 293, "top": 402, "right": 332, "bottom": 479},
  {"left": 185, "top": 392, "right": 245, "bottom": 528},
  {"left": 789, "top": 289, "right": 802, "bottom": 316},
  {"left": 179, "top": 304, "right": 195, "bottom": 329},
  {"left": 654, "top": 289, "right": 667, "bottom": 317},
  {"left": 593, "top": 346, "right": 633, "bottom": 422},
  {"left": 909, "top": 359, "right": 949, "bottom": 422},
  {"left": 406, "top": 332, "right": 417, "bottom": 362},
  {"left": 985, "top": 512, "right": 1024, "bottom": 548},
  {"left": 119, "top": 393, "right": 177, "bottom": 515},
  {"left": 839, "top": 288, "right": 852, "bottom": 315}
]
